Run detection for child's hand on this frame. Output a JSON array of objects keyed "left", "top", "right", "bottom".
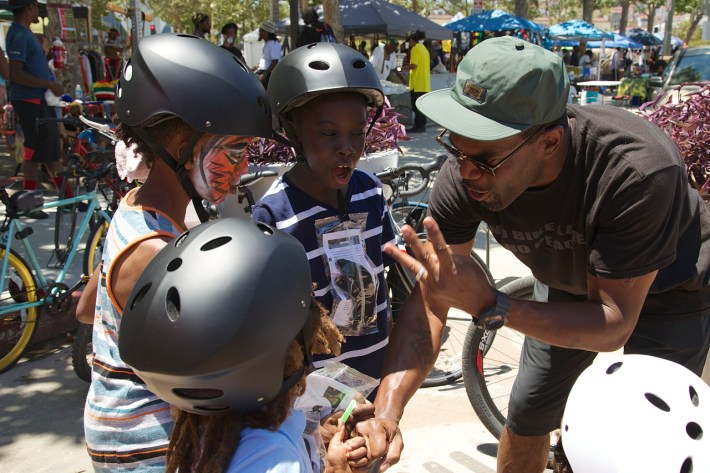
[
  {"left": 321, "top": 398, "right": 375, "bottom": 446},
  {"left": 325, "top": 420, "right": 362, "bottom": 473}
]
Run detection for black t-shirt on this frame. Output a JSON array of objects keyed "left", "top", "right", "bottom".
[
  {"left": 296, "top": 21, "right": 336, "bottom": 48},
  {"left": 220, "top": 45, "right": 244, "bottom": 61},
  {"left": 429, "top": 105, "right": 710, "bottom": 316}
]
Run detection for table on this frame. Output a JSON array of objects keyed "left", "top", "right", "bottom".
[{"left": 576, "top": 80, "right": 622, "bottom": 105}]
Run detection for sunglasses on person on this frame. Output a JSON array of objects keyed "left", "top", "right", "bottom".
[{"left": 435, "top": 126, "right": 546, "bottom": 177}]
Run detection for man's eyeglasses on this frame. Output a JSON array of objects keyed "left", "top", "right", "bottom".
[{"left": 436, "top": 126, "right": 546, "bottom": 177}]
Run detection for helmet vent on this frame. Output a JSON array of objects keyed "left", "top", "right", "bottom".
[
  {"left": 167, "top": 258, "right": 182, "bottom": 272},
  {"left": 129, "top": 282, "right": 152, "bottom": 310},
  {"left": 174, "top": 231, "right": 190, "bottom": 248},
  {"left": 606, "top": 361, "right": 623, "bottom": 374},
  {"left": 200, "top": 236, "right": 232, "bottom": 251},
  {"left": 173, "top": 388, "right": 224, "bottom": 399},
  {"left": 644, "top": 392, "right": 671, "bottom": 412},
  {"left": 680, "top": 457, "right": 693, "bottom": 473},
  {"left": 233, "top": 56, "right": 248, "bottom": 73},
  {"left": 352, "top": 59, "right": 367, "bottom": 69},
  {"left": 166, "top": 287, "right": 181, "bottom": 322},
  {"left": 690, "top": 386, "right": 699, "bottom": 407},
  {"left": 256, "top": 222, "right": 274, "bottom": 235},
  {"left": 195, "top": 405, "right": 229, "bottom": 412},
  {"left": 124, "top": 63, "right": 133, "bottom": 81},
  {"left": 686, "top": 421, "right": 702, "bottom": 440},
  {"left": 309, "top": 60, "right": 330, "bottom": 71}
]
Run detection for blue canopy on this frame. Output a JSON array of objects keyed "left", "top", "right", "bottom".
[
  {"left": 548, "top": 20, "right": 613, "bottom": 41},
  {"left": 587, "top": 33, "right": 643, "bottom": 49},
  {"left": 445, "top": 9, "right": 543, "bottom": 33},
  {"left": 653, "top": 31, "right": 683, "bottom": 49}
]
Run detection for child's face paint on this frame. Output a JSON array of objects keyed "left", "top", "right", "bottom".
[{"left": 189, "top": 134, "right": 253, "bottom": 204}]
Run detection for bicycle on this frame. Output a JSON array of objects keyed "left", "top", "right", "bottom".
[
  {"left": 0, "top": 177, "right": 113, "bottom": 374},
  {"left": 69, "top": 170, "right": 279, "bottom": 382},
  {"left": 376, "top": 156, "right": 496, "bottom": 388},
  {"left": 462, "top": 275, "right": 536, "bottom": 438}
]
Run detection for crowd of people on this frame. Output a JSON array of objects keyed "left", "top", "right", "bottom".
[{"left": 3, "top": 2, "right": 707, "bottom": 472}]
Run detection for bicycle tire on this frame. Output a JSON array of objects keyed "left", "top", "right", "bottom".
[
  {"left": 83, "top": 221, "right": 109, "bottom": 276},
  {"left": 462, "top": 275, "right": 535, "bottom": 439},
  {"left": 390, "top": 203, "right": 427, "bottom": 233},
  {"left": 71, "top": 323, "right": 93, "bottom": 382},
  {"left": 0, "top": 246, "right": 39, "bottom": 373},
  {"left": 421, "top": 250, "right": 495, "bottom": 388},
  {"left": 54, "top": 164, "right": 81, "bottom": 265}
]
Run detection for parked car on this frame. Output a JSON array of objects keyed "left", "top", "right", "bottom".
[{"left": 649, "top": 45, "right": 710, "bottom": 101}]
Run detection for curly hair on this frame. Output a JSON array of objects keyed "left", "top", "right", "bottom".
[
  {"left": 165, "top": 296, "right": 344, "bottom": 473},
  {"left": 114, "top": 116, "right": 193, "bottom": 170}
]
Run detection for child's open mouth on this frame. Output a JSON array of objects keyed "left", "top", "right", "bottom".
[{"left": 333, "top": 165, "right": 353, "bottom": 186}]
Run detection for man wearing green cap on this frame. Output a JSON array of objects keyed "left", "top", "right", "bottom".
[{"left": 357, "top": 36, "right": 710, "bottom": 473}]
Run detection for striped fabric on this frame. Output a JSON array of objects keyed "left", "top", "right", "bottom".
[
  {"left": 251, "top": 170, "right": 396, "bottom": 387},
  {"left": 84, "top": 191, "right": 184, "bottom": 472}
]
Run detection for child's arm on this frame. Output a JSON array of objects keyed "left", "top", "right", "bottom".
[
  {"left": 76, "top": 267, "right": 99, "bottom": 324},
  {"left": 325, "top": 420, "right": 367, "bottom": 473}
]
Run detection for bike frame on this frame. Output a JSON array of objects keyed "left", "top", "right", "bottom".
[{"left": 0, "top": 192, "right": 112, "bottom": 316}]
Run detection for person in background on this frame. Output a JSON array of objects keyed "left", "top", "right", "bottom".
[
  {"left": 358, "top": 40, "right": 368, "bottom": 57},
  {"left": 569, "top": 45, "right": 579, "bottom": 67},
  {"left": 296, "top": 6, "right": 337, "bottom": 48},
  {"left": 191, "top": 12, "right": 211, "bottom": 39},
  {"left": 220, "top": 22, "right": 243, "bottom": 62},
  {"left": 402, "top": 30, "right": 430, "bottom": 133},
  {"left": 6, "top": 0, "right": 64, "bottom": 219},
  {"left": 254, "top": 20, "right": 280, "bottom": 88},
  {"left": 104, "top": 28, "right": 124, "bottom": 81},
  {"left": 369, "top": 38, "right": 405, "bottom": 82}
]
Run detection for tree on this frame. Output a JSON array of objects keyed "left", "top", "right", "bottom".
[
  {"left": 674, "top": 0, "right": 704, "bottom": 43},
  {"left": 514, "top": 0, "right": 530, "bottom": 17},
  {"left": 633, "top": 0, "right": 665, "bottom": 32},
  {"left": 618, "top": 0, "right": 630, "bottom": 35},
  {"left": 323, "top": 0, "right": 344, "bottom": 43}
]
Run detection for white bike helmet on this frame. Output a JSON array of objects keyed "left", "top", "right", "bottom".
[
  {"left": 118, "top": 218, "right": 313, "bottom": 415},
  {"left": 561, "top": 354, "right": 709, "bottom": 473}
]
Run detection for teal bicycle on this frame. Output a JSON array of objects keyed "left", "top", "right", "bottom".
[{"left": 0, "top": 175, "right": 112, "bottom": 374}]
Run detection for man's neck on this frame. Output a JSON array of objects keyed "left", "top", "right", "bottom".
[{"left": 14, "top": 15, "right": 32, "bottom": 29}]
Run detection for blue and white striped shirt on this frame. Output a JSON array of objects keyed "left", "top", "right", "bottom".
[{"left": 252, "top": 170, "right": 396, "bottom": 387}]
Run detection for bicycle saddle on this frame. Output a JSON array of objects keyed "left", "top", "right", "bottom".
[{"left": 9, "top": 190, "right": 44, "bottom": 212}]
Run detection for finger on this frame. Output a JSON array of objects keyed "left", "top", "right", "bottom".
[
  {"left": 381, "top": 429, "right": 404, "bottom": 471},
  {"left": 383, "top": 242, "right": 427, "bottom": 279},
  {"left": 423, "top": 217, "right": 454, "bottom": 274}
]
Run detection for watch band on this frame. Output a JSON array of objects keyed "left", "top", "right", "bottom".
[{"left": 478, "top": 290, "right": 511, "bottom": 330}]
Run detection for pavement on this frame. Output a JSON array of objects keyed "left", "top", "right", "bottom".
[{"left": 1, "top": 123, "right": 706, "bottom": 473}]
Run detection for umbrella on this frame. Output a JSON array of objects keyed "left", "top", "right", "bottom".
[
  {"left": 548, "top": 19, "right": 613, "bottom": 41},
  {"left": 587, "top": 32, "right": 642, "bottom": 49},
  {"left": 625, "top": 28, "right": 663, "bottom": 46},
  {"left": 445, "top": 9, "right": 543, "bottom": 33},
  {"left": 338, "top": 0, "right": 453, "bottom": 40}
]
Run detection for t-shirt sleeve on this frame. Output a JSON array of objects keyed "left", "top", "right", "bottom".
[
  {"left": 6, "top": 29, "right": 28, "bottom": 63},
  {"left": 588, "top": 165, "right": 681, "bottom": 278},
  {"left": 265, "top": 41, "right": 281, "bottom": 62},
  {"left": 427, "top": 158, "right": 481, "bottom": 244}
]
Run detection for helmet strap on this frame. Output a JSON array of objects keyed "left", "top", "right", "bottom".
[
  {"left": 131, "top": 127, "right": 210, "bottom": 223},
  {"left": 366, "top": 105, "right": 384, "bottom": 136}
]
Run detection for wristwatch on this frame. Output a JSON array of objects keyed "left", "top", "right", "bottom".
[{"left": 478, "top": 290, "right": 512, "bottom": 330}]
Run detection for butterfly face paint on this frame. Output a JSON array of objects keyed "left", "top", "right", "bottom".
[{"left": 189, "top": 135, "right": 252, "bottom": 204}]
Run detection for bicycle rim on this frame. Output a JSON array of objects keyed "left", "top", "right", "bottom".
[
  {"left": 0, "top": 247, "right": 39, "bottom": 373},
  {"left": 54, "top": 173, "right": 80, "bottom": 264},
  {"left": 83, "top": 221, "right": 109, "bottom": 276},
  {"left": 462, "top": 275, "right": 535, "bottom": 439},
  {"left": 422, "top": 251, "right": 494, "bottom": 388},
  {"left": 390, "top": 203, "right": 428, "bottom": 233}
]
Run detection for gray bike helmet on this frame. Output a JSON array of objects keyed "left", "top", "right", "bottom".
[
  {"left": 118, "top": 218, "right": 313, "bottom": 415},
  {"left": 116, "top": 33, "right": 272, "bottom": 138},
  {"left": 268, "top": 42, "right": 384, "bottom": 118}
]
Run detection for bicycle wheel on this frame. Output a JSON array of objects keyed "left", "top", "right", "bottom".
[
  {"left": 0, "top": 246, "right": 39, "bottom": 373},
  {"left": 54, "top": 164, "right": 81, "bottom": 265},
  {"left": 71, "top": 323, "right": 93, "bottom": 382},
  {"left": 462, "top": 275, "right": 535, "bottom": 439},
  {"left": 422, "top": 251, "right": 495, "bottom": 388},
  {"left": 83, "top": 220, "right": 109, "bottom": 276}
]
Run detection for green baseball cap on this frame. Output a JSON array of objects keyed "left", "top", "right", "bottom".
[{"left": 417, "top": 37, "right": 569, "bottom": 141}]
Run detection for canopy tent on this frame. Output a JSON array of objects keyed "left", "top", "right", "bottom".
[
  {"left": 444, "top": 9, "right": 543, "bottom": 33},
  {"left": 587, "top": 32, "right": 643, "bottom": 49},
  {"left": 548, "top": 19, "right": 613, "bottom": 41},
  {"left": 626, "top": 28, "right": 663, "bottom": 46},
  {"left": 336, "top": 0, "right": 452, "bottom": 39},
  {"left": 653, "top": 31, "right": 683, "bottom": 49}
]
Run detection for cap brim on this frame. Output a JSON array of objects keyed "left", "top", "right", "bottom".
[{"left": 417, "top": 89, "right": 530, "bottom": 141}]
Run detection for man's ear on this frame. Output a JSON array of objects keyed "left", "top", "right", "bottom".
[
  {"left": 176, "top": 137, "right": 196, "bottom": 170},
  {"left": 540, "top": 125, "right": 565, "bottom": 157}
]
